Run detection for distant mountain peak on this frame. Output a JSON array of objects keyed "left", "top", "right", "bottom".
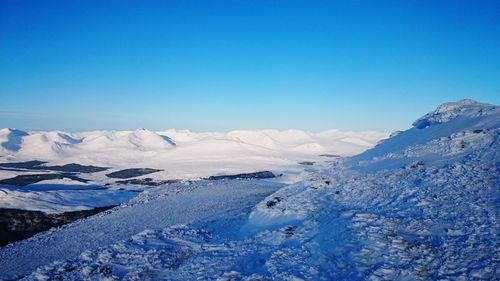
[
  {"left": 412, "top": 99, "right": 498, "bottom": 129},
  {"left": 0, "top": 128, "right": 28, "bottom": 135},
  {"left": 0, "top": 128, "right": 29, "bottom": 151}
]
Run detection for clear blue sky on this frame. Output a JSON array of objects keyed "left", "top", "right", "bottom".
[{"left": 1, "top": 0, "right": 499, "bottom": 132}]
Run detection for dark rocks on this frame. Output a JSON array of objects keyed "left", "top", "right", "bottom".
[
  {"left": 105, "top": 168, "right": 163, "bottom": 179},
  {"left": 459, "top": 141, "right": 467, "bottom": 149},
  {"left": 410, "top": 161, "right": 425, "bottom": 169},
  {"left": 298, "top": 161, "right": 315, "bottom": 166},
  {"left": 412, "top": 118, "right": 431, "bottom": 129},
  {"left": 266, "top": 196, "right": 282, "bottom": 208},
  {"left": 207, "top": 171, "right": 275, "bottom": 181},
  {"left": 318, "top": 154, "right": 341, "bottom": 158},
  {"left": 284, "top": 226, "right": 298, "bottom": 237}
]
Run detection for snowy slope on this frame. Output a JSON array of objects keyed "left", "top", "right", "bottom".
[
  {"left": 0, "top": 180, "right": 282, "bottom": 280},
  {"left": 1, "top": 99, "right": 497, "bottom": 280},
  {"left": 0, "top": 184, "right": 138, "bottom": 214},
  {"left": 349, "top": 98, "right": 500, "bottom": 171},
  {"left": 245, "top": 99, "right": 500, "bottom": 279},
  {"left": 0, "top": 128, "right": 28, "bottom": 152}
]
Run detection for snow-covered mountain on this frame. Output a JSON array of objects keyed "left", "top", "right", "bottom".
[
  {"left": 0, "top": 128, "right": 387, "bottom": 180},
  {"left": 0, "top": 128, "right": 385, "bottom": 160},
  {"left": 0, "top": 99, "right": 498, "bottom": 280},
  {"left": 350, "top": 98, "right": 500, "bottom": 170},
  {"left": 0, "top": 128, "right": 29, "bottom": 152}
]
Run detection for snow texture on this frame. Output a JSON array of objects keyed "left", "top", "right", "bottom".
[
  {"left": 0, "top": 180, "right": 282, "bottom": 279},
  {"left": 0, "top": 184, "right": 138, "bottom": 214}
]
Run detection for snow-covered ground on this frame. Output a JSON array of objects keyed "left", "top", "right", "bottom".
[
  {"left": 0, "top": 184, "right": 138, "bottom": 214},
  {"left": 0, "top": 179, "right": 282, "bottom": 280},
  {"left": 0, "top": 99, "right": 498, "bottom": 280}
]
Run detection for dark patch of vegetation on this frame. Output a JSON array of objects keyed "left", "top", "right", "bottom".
[
  {"left": 0, "top": 161, "right": 108, "bottom": 173},
  {"left": 105, "top": 168, "right": 163, "bottom": 179},
  {"left": 116, "top": 178, "right": 180, "bottom": 186},
  {"left": 410, "top": 161, "right": 425, "bottom": 169},
  {"left": 0, "top": 160, "right": 47, "bottom": 169},
  {"left": 318, "top": 154, "right": 341, "bottom": 158},
  {"left": 0, "top": 173, "right": 89, "bottom": 186},
  {"left": 298, "top": 161, "right": 315, "bottom": 166},
  {"left": 207, "top": 171, "right": 275, "bottom": 181},
  {"left": 0, "top": 206, "right": 115, "bottom": 247},
  {"left": 41, "top": 163, "right": 108, "bottom": 173}
]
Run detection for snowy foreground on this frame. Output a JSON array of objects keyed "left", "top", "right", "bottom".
[
  {"left": 0, "top": 99, "right": 499, "bottom": 280},
  {"left": 0, "top": 180, "right": 282, "bottom": 280}
]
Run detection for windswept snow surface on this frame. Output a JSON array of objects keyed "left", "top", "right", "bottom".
[
  {"left": 1, "top": 99, "right": 498, "bottom": 280},
  {"left": 0, "top": 180, "right": 282, "bottom": 280},
  {"left": 0, "top": 184, "right": 138, "bottom": 214}
]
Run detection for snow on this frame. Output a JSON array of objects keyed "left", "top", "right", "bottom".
[
  {"left": 0, "top": 128, "right": 388, "bottom": 181},
  {"left": 0, "top": 128, "right": 386, "bottom": 164},
  {"left": 350, "top": 99, "right": 500, "bottom": 171},
  {"left": 0, "top": 99, "right": 498, "bottom": 280},
  {"left": 0, "top": 128, "right": 28, "bottom": 152},
  {"left": 0, "top": 184, "right": 138, "bottom": 213},
  {"left": 0, "top": 180, "right": 282, "bottom": 279},
  {"left": 412, "top": 99, "right": 498, "bottom": 129}
]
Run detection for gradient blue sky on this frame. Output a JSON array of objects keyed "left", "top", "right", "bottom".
[{"left": 1, "top": 0, "right": 499, "bottom": 132}]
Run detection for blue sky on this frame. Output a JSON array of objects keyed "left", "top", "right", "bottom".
[{"left": 1, "top": 0, "right": 499, "bottom": 132}]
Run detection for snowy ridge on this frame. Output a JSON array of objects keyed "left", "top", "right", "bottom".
[
  {"left": 246, "top": 99, "right": 500, "bottom": 279},
  {"left": 0, "top": 128, "right": 386, "bottom": 161},
  {"left": 412, "top": 99, "right": 498, "bottom": 129},
  {"left": 350, "top": 99, "right": 500, "bottom": 170},
  {"left": 0, "top": 128, "right": 28, "bottom": 152}
]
